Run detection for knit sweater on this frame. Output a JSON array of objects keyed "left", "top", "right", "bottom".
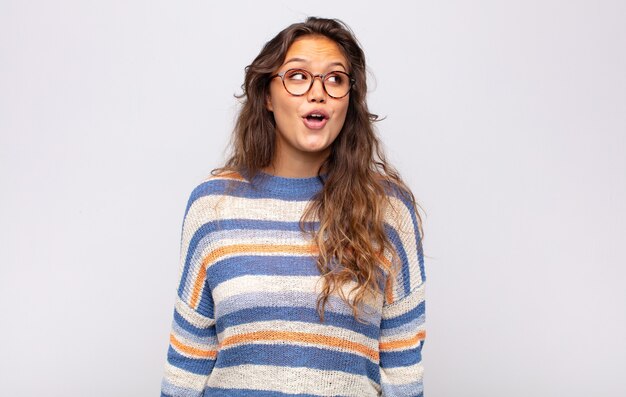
[{"left": 160, "top": 171, "right": 426, "bottom": 397}]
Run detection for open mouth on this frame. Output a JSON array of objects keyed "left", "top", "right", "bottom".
[
  {"left": 302, "top": 112, "right": 328, "bottom": 130},
  {"left": 305, "top": 114, "right": 326, "bottom": 121}
]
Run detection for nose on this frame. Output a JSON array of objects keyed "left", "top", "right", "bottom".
[{"left": 307, "top": 75, "right": 326, "bottom": 102}]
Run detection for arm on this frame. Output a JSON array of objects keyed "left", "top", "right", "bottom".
[
  {"left": 161, "top": 187, "right": 218, "bottom": 397},
  {"left": 379, "top": 195, "right": 426, "bottom": 397}
]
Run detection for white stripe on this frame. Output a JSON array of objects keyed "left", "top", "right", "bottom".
[
  {"left": 181, "top": 194, "right": 312, "bottom": 264},
  {"left": 206, "top": 364, "right": 380, "bottom": 397},
  {"left": 175, "top": 297, "right": 215, "bottom": 328},
  {"left": 204, "top": 229, "right": 310, "bottom": 247},
  {"left": 162, "top": 363, "right": 208, "bottom": 391},
  {"left": 381, "top": 283, "right": 425, "bottom": 319},
  {"left": 211, "top": 274, "right": 383, "bottom": 309},
  {"left": 380, "top": 361, "right": 424, "bottom": 384},
  {"left": 385, "top": 196, "right": 425, "bottom": 291},
  {"left": 212, "top": 275, "right": 321, "bottom": 303},
  {"left": 212, "top": 274, "right": 385, "bottom": 319}
]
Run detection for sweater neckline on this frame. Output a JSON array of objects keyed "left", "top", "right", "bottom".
[{"left": 248, "top": 171, "right": 325, "bottom": 197}]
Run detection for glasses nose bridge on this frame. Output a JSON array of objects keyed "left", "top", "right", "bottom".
[{"left": 308, "top": 72, "right": 327, "bottom": 95}]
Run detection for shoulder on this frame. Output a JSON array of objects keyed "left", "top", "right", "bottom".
[
  {"left": 184, "top": 170, "right": 249, "bottom": 212},
  {"left": 178, "top": 170, "right": 249, "bottom": 228},
  {"left": 378, "top": 180, "right": 426, "bottom": 302},
  {"left": 191, "top": 169, "right": 248, "bottom": 197},
  {"left": 378, "top": 178, "right": 419, "bottom": 230}
]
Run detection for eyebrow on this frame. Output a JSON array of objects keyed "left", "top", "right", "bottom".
[{"left": 282, "top": 57, "right": 348, "bottom": 71}]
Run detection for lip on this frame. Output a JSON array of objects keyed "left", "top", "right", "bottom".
[
  {"left": 302, "top": 116, "right": 328, "bottom": 130},
  {"left": 302, "top": 109, "right": 330, "bottom": 119},
  {"left": 301, "top": 109, "right": 329, "bottom": 130}
]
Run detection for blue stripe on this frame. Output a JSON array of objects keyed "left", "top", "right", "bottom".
[
  {"left": 203, "top": 388, "right": 347, "bottom": 397},
  {"left": 381, "top": 380, "right": 423, "bottom": 397},
  {"left": 380, "top": 314, "right": 425, "bottom": 337},
  {"left": 215, "top": 305, "right": 380, "bottom": 339},
  {"left": 185, "top": 178, "right": 322, "bottom": 216},
  {"left": 172, "top": 321, "right": 217, "bottom": 345},
  {"left": 161, "top": 379, "right": 203, "bottom": 397},
  {"left": 166, "top": 346, "right": 215, "bottom": 375},
  {"left": 379, "top": 343, "right": 423, "bottom": 367},
  {"left": 385, "top": 224, "right": 412, "bottom": 296},
  {"left": 215, "top": 291, "right": 381, "bottom": 326},
  {"left": 215, "top": 344, "right": 380, "bottom": 383}
]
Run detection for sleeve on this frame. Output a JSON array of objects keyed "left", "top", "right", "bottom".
[
  {"left": 379, "top": 195, "right": 426, "bottom": 397},
  {"left": 161, "top": 187, "right": 218, "bottom": 397}
]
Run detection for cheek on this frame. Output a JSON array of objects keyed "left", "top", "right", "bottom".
[
  {"left": 273, "top": 103, "right": 298, "bottom": 126},
  {"left": 334, "top": 102, "right": 350, "bottom": 128},
  {"left": 270, "top": 92, "right": 298, "bottom": 118},
  {"left": 267, "top": 83, "right": 292, "bottom": 114}
]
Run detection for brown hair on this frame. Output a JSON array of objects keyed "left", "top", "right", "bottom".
[{"left": 214, "top": 16, "right": 424, "bottom": 322}]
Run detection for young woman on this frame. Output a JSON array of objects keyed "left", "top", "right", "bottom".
[{"left": 161, "top": 17, "right": 426, "bottom": 397}]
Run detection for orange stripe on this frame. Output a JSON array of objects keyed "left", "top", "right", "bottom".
[
  {"left": 189, "top": 244, "right": 318, "bottom": 308},
  {"left": 378, "top": 254, "right": 392, "bottom": 268},
  {"left": 170, "top": 333, "right": 217, "bottom": 359},
  {"left": 189, "top": 262, "right": 208, "bottom": 310},
  {"left": 379, "top": 330, "right": 426, "bottom": 351},
  {"left": 220, "top": 330, "right": 379, "bottom": 361},
  {"left": 385, "top": 276, "right": 394, "bottom": 304}
]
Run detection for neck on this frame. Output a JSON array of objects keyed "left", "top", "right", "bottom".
[{"left": 263, "top": 151, "right": 329, "bottom": 178}]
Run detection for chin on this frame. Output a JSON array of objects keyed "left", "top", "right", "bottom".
[
  {"left": 297, "top": 147, "right": 326, "bottom": 155},
  {"left": 300, "top": 141, "right": 332, "bottom": 153},
  {"left": 301, "top": 134, "right": 336, "bottom": 149}
]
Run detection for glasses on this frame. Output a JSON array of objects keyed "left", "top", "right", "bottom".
[{"left": 270, "top": 68, "right": 354, "bottom": 99}]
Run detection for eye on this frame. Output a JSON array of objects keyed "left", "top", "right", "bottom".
[
  {"left": 285, "top": 69, "right": 309, "bottom": 81},
  {"left": 325, "top": 72, "right": 344, "bottom": 85}
]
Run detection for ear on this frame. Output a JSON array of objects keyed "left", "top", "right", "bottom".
[{"left": 266, "top": 94, "right": 274, "bottom": 112}]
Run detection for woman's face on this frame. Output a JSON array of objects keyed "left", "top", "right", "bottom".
[{"left": 266, "top": 35, "right": 350, "bottom": 175}]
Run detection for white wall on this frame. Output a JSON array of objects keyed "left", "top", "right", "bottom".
[{"left": 1, "top": 1, "right": 624, "bottom": 396}]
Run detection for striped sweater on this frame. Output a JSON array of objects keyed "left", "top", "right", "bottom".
[{"left": 161, "top": 171, "right": 426, "bottom": 397}]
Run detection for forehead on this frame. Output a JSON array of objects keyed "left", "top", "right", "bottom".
[{"left": 283, "top": 35, "right": 348, "bottom": 69}]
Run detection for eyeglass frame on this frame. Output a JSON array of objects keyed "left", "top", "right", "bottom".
[{"left": 269, "top": 68, "right": 355, "bottom": 99}]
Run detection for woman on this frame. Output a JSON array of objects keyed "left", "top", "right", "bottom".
[{"left": 161, "top": 17, "right": 426, "bottom": 397}]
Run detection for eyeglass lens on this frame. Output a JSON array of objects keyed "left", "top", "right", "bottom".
[{"left": 282, "top": 69, "right": 351, "bottom": 98}]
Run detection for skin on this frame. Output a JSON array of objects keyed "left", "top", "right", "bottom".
[{"left": 265, "top": 35, "right": 350, "bottom": 178}]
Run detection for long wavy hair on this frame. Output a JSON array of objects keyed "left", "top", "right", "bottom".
[{"left": 213, "top": 17, "right": 424, "bottom": 322}]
